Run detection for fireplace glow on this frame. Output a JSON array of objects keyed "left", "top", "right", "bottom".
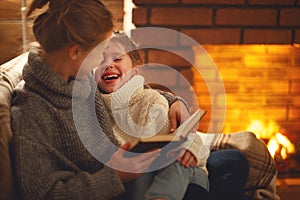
[{"left": 247, "top": 120, "right": 296, "bottom": 160}]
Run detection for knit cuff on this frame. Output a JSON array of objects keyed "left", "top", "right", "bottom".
[
  {"left": 156, "top": 90, "right": 191, "bottom": 114},
  {"left": 175, "top": 96, "right": 191, "bottom": 115},
  {"left": 156, "top": 90, "right": 177, "bottom": 106}
]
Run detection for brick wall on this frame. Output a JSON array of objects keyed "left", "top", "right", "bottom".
[
  {"left": 196, "top": 45, "right": 300, "bottom": 137},
  {"left": 132, "top": 0, "right": 300, "bottom": 137},
  {"left": 133, "top": 0, "right": 300, "bottom": 44}
]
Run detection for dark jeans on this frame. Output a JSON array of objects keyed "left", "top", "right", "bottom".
[
  {"left": 117, "top": 149, "right": 249, "bottom": 200},
  {"left": 206, "top": 149, "right": 249, "bottom": 200}
]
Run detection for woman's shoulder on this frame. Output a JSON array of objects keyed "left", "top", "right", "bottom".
[
  {"left": 11, "top": 81, "right": 54, "bottom": 127},
  {"left": 12, "top": 81, "right": 44, "bottom": 110}
]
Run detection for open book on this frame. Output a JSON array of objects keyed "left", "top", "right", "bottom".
[{"left": 127, "top": 109, "right": 206, "bottom": 155}]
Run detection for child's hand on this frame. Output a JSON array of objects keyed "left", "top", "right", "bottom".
[{"left": 177, "top": 149, "right": 197, "bottom": 167}]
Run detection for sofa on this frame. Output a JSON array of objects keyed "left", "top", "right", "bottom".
[
  {"left": 0, "top": 53, "right": 280, "bottom": 200},
  {"left": 0, "top": 53, "right": 27, "bottom": 199}
]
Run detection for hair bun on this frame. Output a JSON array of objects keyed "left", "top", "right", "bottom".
[{"left": 49, "top": 0, "right": 71, "bottom": 10}]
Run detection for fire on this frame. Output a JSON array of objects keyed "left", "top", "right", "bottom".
[
  {"left": 268, "top": 133, "right": 296, "bottom": 160},
  {"left": 247, "top": 120, "right": 296, "bottom": 160}
]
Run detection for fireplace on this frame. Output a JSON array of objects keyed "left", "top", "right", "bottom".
[{"left": 192, "top": 44, "right": 300, "bottom": 177}]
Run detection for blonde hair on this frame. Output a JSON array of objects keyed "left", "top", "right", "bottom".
[
  {"left": 27, "top": 0, "right": 114, "bottom": 52},
  {"left": 111, "top": 32, "right": 144, "bottom": 66}
]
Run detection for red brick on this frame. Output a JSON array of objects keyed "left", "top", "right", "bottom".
[
  {"left": 244, "top": 29, "right": 292, "bottom": 44},
  {"left": 181, "top": 29, "right": 241, "bottom": 44},
  {"left": 280, "top": 9, "right": 300, "bottom": 26},
  {"left": 150, "top": 8, "right": 212, "bottom": 26},
  {"left": 141, "top": 67, "right": 178, "bottom": 88},
  {"left": 194, "top": 82, "right": 223, "bottom": 96},
  {"left": 288, "top": 108, "right": 300, "bottom": 120},
  {"left": 193, "top": 68, "right": 217, "bottom": 82},
  {"left": 265, "top": 96, "right": 291, "bottom": 107},
  {"left": 182, "top": 0, "right": 244, "bottom": 4},
  {"left": 243, "top": 52, "right": 292, "bottom": 68},
  {"left": 291, "top": 81, "right": 300, "bottom": 93},
  {"left": 131, "top": 28, "right": 178, "bottom": 48},
  {"left": 0, "top": 0, "right": 21, "bottom": 19},
  {"left": 216, "top": 8, "right": 277, "bottom": 26},
  {"left": 132, "top": 8, "right": 148, "bottom": 25},
  {"left": 219, "top": 68, "right": 264, "bottom": 82},
  {"left": 179, "top": 67, "right": 194, "bottom": 86},
  {"left": 226, "top": 94, "right": 265, "bottom": 109},
  {"left": 244, "top": 81, "right": 289, "bottom": 94},
  {"left": 267, "top": 67, "right": 292, "bottom": 80},
  {"left": 228, "top": 107, "right": 287, "bottom": 121},
  {"left": 133, "top": 0, "right": 178, "bottom": 5},
  {"left": 194, "top": 93, "right": 211, "bottom": 107},
  {"left": 289, "top": 67, "right": 300, "bottom": 80},
  {"left": 248, "top": 0, "right": 294, "bottom": 5},
  {"left": 147, "top": 50, "right": 191, "bottom": 66},
  {"left": 295, "top": 30, "right": 300, "bottom": 44},
  {"left": 265, "top": 45, "right": 297, "bottom": 54},
  {"left": 291, "top": 96, "right": 300, "bottom": 106}
]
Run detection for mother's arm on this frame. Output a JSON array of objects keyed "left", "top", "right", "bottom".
[{"left": 11, "top": 106, "right": 125, "bottom": 200}]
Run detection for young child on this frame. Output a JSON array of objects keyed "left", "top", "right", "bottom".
[{"left": 94, "top": 32, "right": 210, "bottom": 200}]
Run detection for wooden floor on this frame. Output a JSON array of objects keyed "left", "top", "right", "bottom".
[{"left": 277, "top": 178, "right": 300, "bottom": 200}]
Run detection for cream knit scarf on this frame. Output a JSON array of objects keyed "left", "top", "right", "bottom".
[{"left": 100, "top": 75, "right": 170, "bottom": 145}]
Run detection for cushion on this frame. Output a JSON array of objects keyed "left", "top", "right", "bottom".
[{"left": 0, "top": 53, "right": 27, "bottom": 199}]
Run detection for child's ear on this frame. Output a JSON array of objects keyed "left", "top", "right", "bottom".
[{"left": 68, "top": 45, "right": 82, "bottom": 60}]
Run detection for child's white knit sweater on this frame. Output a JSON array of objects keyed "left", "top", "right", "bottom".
[{"left": 100, "top": 75, "right": 209, "bottom": 173}]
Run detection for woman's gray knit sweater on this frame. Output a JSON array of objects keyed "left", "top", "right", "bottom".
[{"left": 11, "top": 47, "right": 177, "bottom": 200}]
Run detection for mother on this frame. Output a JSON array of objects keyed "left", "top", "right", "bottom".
[
  {"left": 10, "top": 0, "right": 203, "bottom": 199},
  {"left": 10, "top": 0, "right": 249, "bottom": 199},
  {"left": 10, "top": 0, "right": 165, "bottom": 199}
]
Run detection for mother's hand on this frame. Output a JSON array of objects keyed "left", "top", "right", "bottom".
[{"left": 107, "top": 142, "right": 161, "bottom": 182}]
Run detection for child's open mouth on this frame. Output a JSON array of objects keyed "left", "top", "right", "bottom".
[{"left": 103, "top": 74, "right": 119, "bottom": 80}]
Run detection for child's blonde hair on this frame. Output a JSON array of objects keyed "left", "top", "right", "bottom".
[{"left": 110, "top": 32, "right": 144, "bottom": 66}]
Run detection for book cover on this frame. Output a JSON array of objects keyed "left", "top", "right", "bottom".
[{"left": 126, "top": 109, "right": 206, "bottom": 155}]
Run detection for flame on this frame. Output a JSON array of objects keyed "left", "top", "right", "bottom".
[
  {"left": 267, "top": 133, "right": 296, "bottom": 159},
  {"left": 246, "top": 120, "right": 280, "bottom": 139},
  {"left": 247, "top": 120, "right": 296, "bottom": 160}
]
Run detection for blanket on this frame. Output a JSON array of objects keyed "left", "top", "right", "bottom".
[{"left": 198, "top": 131, "right": 280, "bottom": 200}]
